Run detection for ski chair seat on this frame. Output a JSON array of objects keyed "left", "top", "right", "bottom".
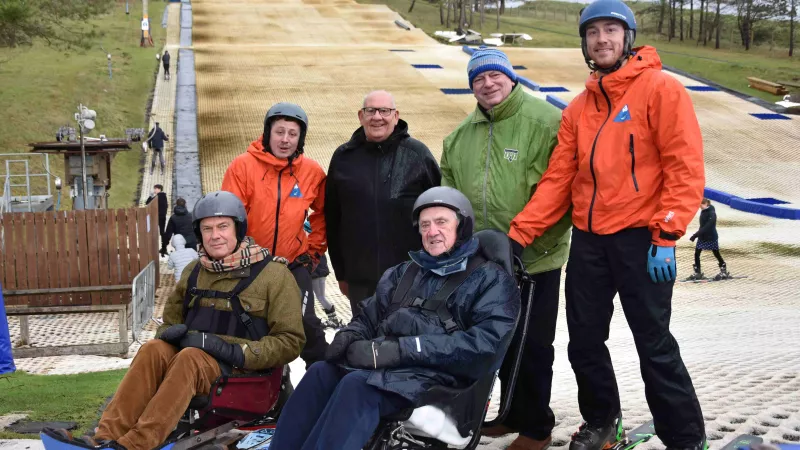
[
  {"left": 178, "top": 366, "right": 287, "bottom": 434},
  {"left": 368, "top": 229, "right": 534, "bottom": 450}
]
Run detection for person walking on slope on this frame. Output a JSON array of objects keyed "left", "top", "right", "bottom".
[
  {"left": 145, "top": 122, "right": 169, "bottom": 176},
  {"left": 222, "top": 102, "right": 329, "bottom": 368},
  {"left": 162, "top": 51, "right": 171, "bottom": 81},
  {"left": 507, "top": 1, "right": 707, "bottom": 449},
  {"left": 688, "top": 198, "right": 729, "bottom": 280}
]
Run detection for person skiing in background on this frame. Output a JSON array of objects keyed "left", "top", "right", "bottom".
[
  {"left": 304, "top": 220, "right": 344, "bottom": 329},
  {"left": 689, "top": 198, "right": 729, "bottom": 281}
]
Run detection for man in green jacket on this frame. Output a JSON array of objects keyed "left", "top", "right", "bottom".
[
  {"left": 76, "top": 191, "right": 306, "bottom": 450},
  {"left": 441, "top": 47, "right": 572, "bottom": 450}
]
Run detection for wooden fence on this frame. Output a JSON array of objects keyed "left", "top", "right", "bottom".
[{"left": 0, "top": 202, "right": 160, "bottom": 307}]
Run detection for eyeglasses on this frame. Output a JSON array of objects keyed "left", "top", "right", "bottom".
[{"left": 361, "top": 107, "right": 396, "bottom": 117}]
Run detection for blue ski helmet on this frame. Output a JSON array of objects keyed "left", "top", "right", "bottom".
[{"left": 578, "top": 0, "right": 637, "bottom": 72}]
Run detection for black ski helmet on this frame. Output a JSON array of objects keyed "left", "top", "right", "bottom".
[
  {"left": 579, "top": 0, "right": 637, "bottom": 73},
  {"left": 412, "top": 186, "right": 475, "bottom": 244},
  {"left": 192, "top": 191, "right": 248, "bottom": 247},
  {"left": 262, "top": 102, "right": 309, "bottom": 159}
]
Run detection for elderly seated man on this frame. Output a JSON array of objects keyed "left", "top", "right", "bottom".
[
  {"left": 56, "top": 191, "right": 305, "bottom": 450},
  {"left": 270, "top": 186, "right": 520, "bottom": 450}
]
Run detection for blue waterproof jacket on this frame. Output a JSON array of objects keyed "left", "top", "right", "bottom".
[
  {"left": 0, "top": 284, "right": 16, "bottom": 375},
  {"left": 340, "top": 246, "right": 519, "bottom": 403}
]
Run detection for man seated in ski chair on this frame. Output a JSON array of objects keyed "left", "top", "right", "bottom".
[
  {"left": 44, "top": 191, "right": 306, "bottom": 450},
  {"left": 269, "top": 186, "right": 521, "bottom": 450}
]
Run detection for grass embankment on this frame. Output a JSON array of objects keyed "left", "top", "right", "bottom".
[
  {"left": 0, "top": 369, "right": 127, "bottom": 439},
  {"left": 0, "top": 1, "right": 169, "bottom": 209},
  {"left": 362, "top": 0, "right": 799, "bottom": 102}
]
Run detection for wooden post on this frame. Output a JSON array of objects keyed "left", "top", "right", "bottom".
[{"left": 18, "top": 316, "right": 29, "bottom": 346}]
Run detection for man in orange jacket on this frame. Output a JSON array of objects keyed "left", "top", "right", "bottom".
[
  {"left": 508, "top": 2, "right": 706, "bottom": 450},
  {"left": 222, "top": 102, "right": 329, "bottom": 367}
]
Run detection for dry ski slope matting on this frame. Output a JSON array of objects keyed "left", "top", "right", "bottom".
[{"left": 190, "top": 1, "right": 800, "bottom": 448}]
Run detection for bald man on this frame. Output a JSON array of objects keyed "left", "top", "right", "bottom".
[{"left": 325, "top": 90, "right": 441, "bottom": 316}]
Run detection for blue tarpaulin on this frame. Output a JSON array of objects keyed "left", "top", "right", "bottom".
[{"left": 0, "top": 283, "right": 16, "bottom": 375}]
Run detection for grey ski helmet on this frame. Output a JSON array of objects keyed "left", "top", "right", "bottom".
[
  {"left": 412, "top": 186, "right": 475, "bottom": 243},
  {"left": 263, "top": 102, "right": 309, "bottom": 157},
  {"left": 192, "top": 190, "right": 248, "bottom": 245}
]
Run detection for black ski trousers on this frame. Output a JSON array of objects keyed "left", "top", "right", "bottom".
[
  {"left": 498, "top": 268, "right": 561, "bottom": 440},
  {"left": 290, "top": 265, "right": 329, "bottom": 369},
  {"left": 566, "top": 227, "right": 704, "bottom": 447}
]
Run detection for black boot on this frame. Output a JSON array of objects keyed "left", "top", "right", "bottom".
[
  {"left": 569, "top": 415, "right": 623, "bottom": 450},
  {"left": 322, "top": 306, "right": 344, "bottom": 329},
  {"left": 714, "top": 263, "right": 730, "bottom": 280},
  {"left": 688, "top": 264, "right": 704, "bottom": 281}
]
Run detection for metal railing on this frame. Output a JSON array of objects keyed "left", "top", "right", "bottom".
[
  {"left": 0, "top": 153, "right": 52, "bottom": 213},
  {"left": 131, "top": 261, "right": 158, "bottom": 343}
]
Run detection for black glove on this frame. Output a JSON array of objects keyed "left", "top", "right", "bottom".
[
  {"left": 509, "top": 237, "right": 524, "bottom": 260},
  {"left": 159, "top": 324, "right": 187, "bottom": 345},
  {"left": 325, "top": 331, "right": 359, "bottom": 362},
  {"left": 179, "top": 332, "right": 245, "bottom": 368},
  {"left": 690, "top": 234, "right": 698, "bottom": 242},
  {"left": 345, "top": 339, "right": 401, "bottom": 369}
]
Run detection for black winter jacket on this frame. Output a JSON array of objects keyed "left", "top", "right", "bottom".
[
  {"left": 164, "top": 205, "right": 197, "bottom": 250},
  {"left": 146, "top": 192, "right": 168, "bottom": 218},
  {"left": 147, "top": 126, "right": 169, "bottom": 149},
  {"left": 325, "top": 120, "right": 441, "bottom": 285},
  {"left": 340, "top": 249, "right": 519, "bottom": 403},
  {"left": 695, "top": 205, "right": 719, "bottom": 242}
]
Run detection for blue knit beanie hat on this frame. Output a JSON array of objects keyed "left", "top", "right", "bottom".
[{"left": 467, "top": 47, "right": 517, "bottom": 89}]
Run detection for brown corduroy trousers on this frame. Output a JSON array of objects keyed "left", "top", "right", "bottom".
[{"left": 95, "top": 340, "right": 221, "bottom": 450}]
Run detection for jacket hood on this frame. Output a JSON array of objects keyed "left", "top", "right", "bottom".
[
  {"left": 344, "top": 119, "right": 410, "bottom": 151},
  {"left": 246, "top": 137, "right": 306, "bottom": 170},
  {"left": 171, "top": 234, "right": 186, "bottom": 250},
  {"left": 173, "top": 205, "right": 189, "bottom": 215},
  {"left": 586, "top": 46, "right": 662, "bottom": 101}
]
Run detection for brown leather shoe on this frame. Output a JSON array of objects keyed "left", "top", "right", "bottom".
[
  {"left": 508, "top": 435, "right": 553, "bottom": 450},
  {"left": 481, "top": 423, "right": 519, "bottom": 438}
]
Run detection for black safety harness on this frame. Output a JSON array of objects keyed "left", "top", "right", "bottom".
[
  {"left": 182, "top": 259, "right": 272, "bottom": 340},
  {"left": 387, "top": 255, "right": 486, "bottom": 333}
]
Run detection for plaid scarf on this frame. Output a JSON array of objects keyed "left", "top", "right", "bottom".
[{"left": 198, "top": 237, "right": 274, "bottom": 273}]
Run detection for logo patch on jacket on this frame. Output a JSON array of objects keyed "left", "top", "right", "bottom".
[
  {"left": 614, "top": 105, "right": 631, "bottom": 123},
  {"left": 504, "top": 148, "right": 519, "bottom": 162},
  {"left": 289, "top": 183, "right": 303, "bottom": 198}
]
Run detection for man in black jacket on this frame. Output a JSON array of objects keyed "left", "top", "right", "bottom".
[
  {"left": 163, "top": 197, "right": 197, "bottom": 252},
  {"left": 146, "top": 122, "right": 169, "bottom": 176},
  {"left": 146, "top": 184, "right": 169, "bottom": 256},
  {"left": 325, "top": 90, "right": 441, "bottom": 316}
]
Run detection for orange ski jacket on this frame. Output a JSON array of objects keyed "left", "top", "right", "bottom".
[
  {"left": 509, "top": 46, "right": 705, "bottom": 247},
  {"left": 222, "top": 138, "right": 327, "bottom": 263}
]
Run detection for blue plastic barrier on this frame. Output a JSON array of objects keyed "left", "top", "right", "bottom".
[
  {"left": 546, "top": 95, "right": 569, "bottom": 111},
  {"left": 729, "top": 197, "right": 800, "bottom": 220},
  {"left": 0, "top": 283, "right": 16, "bottom": 375},
  {"left": 703, "top": 187, "right": 736, "bottom": 205},
  {"left": 704, "top": 188, "right": 800, "bottom": 220}
]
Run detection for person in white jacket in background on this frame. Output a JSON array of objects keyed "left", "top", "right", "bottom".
[{"left": 167, "top": 234, "right": 198, "bottom": 282}]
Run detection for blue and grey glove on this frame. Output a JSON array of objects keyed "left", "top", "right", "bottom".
[
  {"left": 159, "top": 324, "right": 188, "bottom": 345},
  {"left": 303, "top": 220, "right": 312, "bottom": 234},
  {"left": 346, "top": 339, "right": 401, "bottom": 369},
  {"left": 647, "top": 244, "right": 676, "bottom": 284},
  {"left": 179, "top": 332, "right": 245, "bottom": 368}
]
